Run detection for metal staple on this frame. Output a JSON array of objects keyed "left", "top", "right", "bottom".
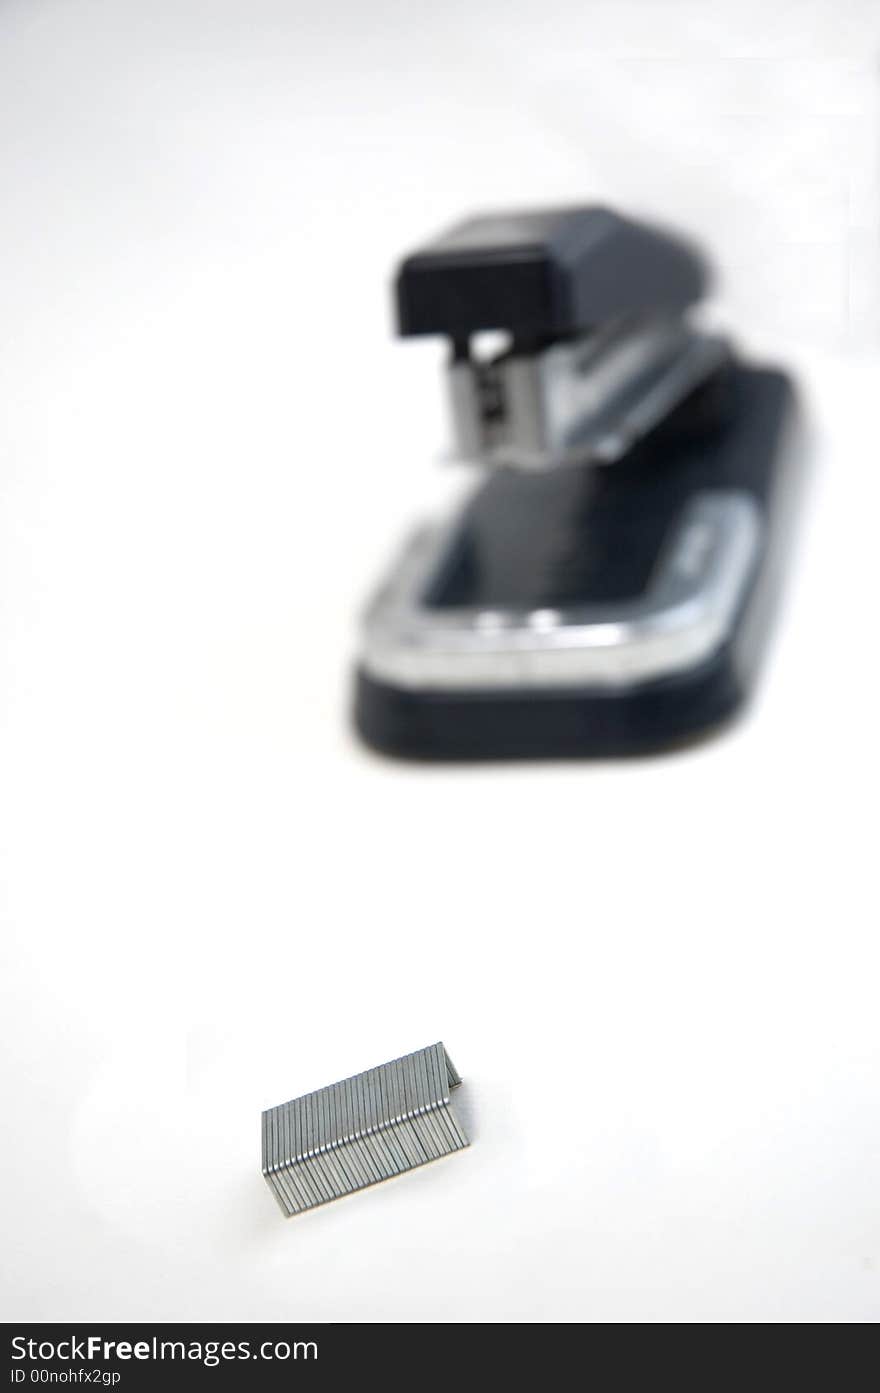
[{"left": 262, "top": 1042, "right": 468, "bottom": 1216}]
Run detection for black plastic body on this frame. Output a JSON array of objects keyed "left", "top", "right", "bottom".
[
  {"left": 396, "top": 207, "right": 708, "bottom": 343},
  {"left": 354, "top": 366, "right": 795, "bottom": 761}
]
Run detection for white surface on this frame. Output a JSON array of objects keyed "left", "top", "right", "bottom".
[{"left": 1, "top": 0, "right": 878, "bottom": 1324}]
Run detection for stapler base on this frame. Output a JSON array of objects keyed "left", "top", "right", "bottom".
[{"left": 354, "top": 367, "right": 795, "bottom": 760}]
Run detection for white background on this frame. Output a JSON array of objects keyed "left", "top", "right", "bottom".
[{"left": 1, "top": 0, "right": 879, "bottom": 1323}]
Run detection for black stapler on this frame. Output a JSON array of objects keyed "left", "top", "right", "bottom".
[{"left": 354, "top": 206, "right": 796, "bottom": 759}]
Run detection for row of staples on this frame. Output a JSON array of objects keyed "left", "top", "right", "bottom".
[{"left": 262, "top": 1042, "right": 468, "bottom": 1216}]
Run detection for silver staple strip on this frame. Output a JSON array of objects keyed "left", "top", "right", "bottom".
[{"left": 262, "top": 1042, "right": 469, "bottom": 1216}]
